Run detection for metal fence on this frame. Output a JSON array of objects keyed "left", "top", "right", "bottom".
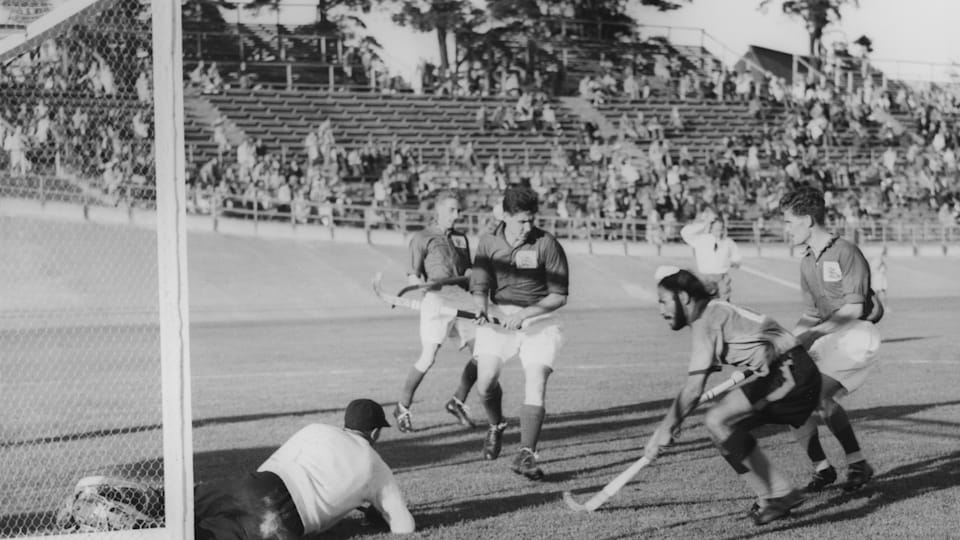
[{"left": 4, "top": 178, "right": 959, "bottom": 255}]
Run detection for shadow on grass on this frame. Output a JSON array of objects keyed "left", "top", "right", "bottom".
[
  {"left": 721, "top": 449, "right": 960, "bottom": 540},
  {"left": 319, "top": 489, "right": 567, "bottom": 539},
  {"left": 376, "top": 399, "right": 673, "bottom": 472},
  {"left": 1, "top": 406, "right": 345, "bottom": 449}
]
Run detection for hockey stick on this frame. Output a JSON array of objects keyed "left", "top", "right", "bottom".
[
  {"left": 562, "top": 369, "right": 756, "bottom": 512},
  {"left": 396, "top": 276, "right": 469, "bottom": 297},
  {"left": 372, "top": 273, "right": 502, "bottom": 325}
]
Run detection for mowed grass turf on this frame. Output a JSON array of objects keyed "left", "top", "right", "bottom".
[{"left": 187, "top": 296, "right": 960, "bottom": 540}]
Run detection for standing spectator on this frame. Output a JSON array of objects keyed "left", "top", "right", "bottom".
[
  {"left": 624, "top": 71, "right": 639, "bottom": 101},
  {"left": 680, "top": 208, "right": 742, "bottom": 301}
]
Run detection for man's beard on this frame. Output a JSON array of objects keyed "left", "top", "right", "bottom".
[{"left": 670, "top": 293, "right": 687, "bottom": 331}]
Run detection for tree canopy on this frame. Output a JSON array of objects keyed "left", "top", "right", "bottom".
[{"left": 759, "top": 0, "right": 859, "bottom": 58}]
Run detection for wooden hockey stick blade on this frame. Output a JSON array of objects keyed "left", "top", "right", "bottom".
[
  {"left": 562, "top": 456, "right": 652, "bottom": 513},
  {"left": 396, "top": 276, "right": 469, "bottom": 297},
  {"left": 560, "top": 370, "right": 756, "bottom": 513},
  {"left": 562, "top": 491, "right": 590, "bottom": 512}
]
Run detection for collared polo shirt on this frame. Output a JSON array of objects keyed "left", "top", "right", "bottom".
[
  {"left": 408, "top": 224, "right": 471, "bottom": 283},
  {"left": 799, "top": 235, "right": 874, "bottom": 322},
  {"left": 470, "top": 222, "right": 569, "bottom": 307},
  {"left": 680, "top": 223, "right": 742, "bottom": 274}
]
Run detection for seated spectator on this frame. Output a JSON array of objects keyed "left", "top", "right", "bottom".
[
  {"left": 541, "top": 103, "right": 560, "bottom": 133},
  {"left": 624, "top": 72, "right": 639, "bottom": 101},
  {"left": 516, "top": 92, "right": 534, "bottom": 128},
  {"left": 670, "top": 106, "right": 684, "bottom": 131},
  {"left": 476, "top": 104, "right": 487, "bottom": 132},
  {"left": 619, "top": 113, "right": 638, "bottom": 139},
  {"left": 647, "top": 115, "right": 664, "bottom": 140}
]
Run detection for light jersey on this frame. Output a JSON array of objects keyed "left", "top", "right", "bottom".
[
  {"left": 257, "top": 424, "right": 411, "bottom": 534},
  {"left": 688, "top": 301, "right": 798, "bottom": 377},
  {"left": 680, "top": 223, "right": 742, "bottom": 275}
]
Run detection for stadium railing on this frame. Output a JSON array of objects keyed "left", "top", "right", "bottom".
[{"left": 4, "top": 180, "right": 958, "bottom": 255}]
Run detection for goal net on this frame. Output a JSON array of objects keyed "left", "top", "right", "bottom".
[{"left": 0, "top": 0, "right": 192, "bottom": 538}]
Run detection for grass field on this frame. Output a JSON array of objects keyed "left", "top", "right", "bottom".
[
  {"left": 3, "top": 218, "right": 960, "bottom": 538},
  {"left": 186, "top": 298, "right": 960, "bottom": 539}
]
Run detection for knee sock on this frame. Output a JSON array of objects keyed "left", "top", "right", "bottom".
[
  {"left": 823, "top": 404, "right": 864, "bottom": 464},
  {"left": 453, "top": 358, "right": 478, "bottom": 403},
  {"left": 480, "top": 383, "right": 503, "bottom": 425},
  {"left": 519, "top": 405, "right": 546, "bottom": 452},
  {"left": 793, "top": 416, "right": 829, "bottom": 468},
  {"left": 399, "top": 367, "right": 426, "bottom": 408}
]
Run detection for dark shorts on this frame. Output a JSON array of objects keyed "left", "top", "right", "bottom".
[
  {"left": 738, "top": 346, "right": 822, "bottom": 430},
  {"left": 194, "top": 471, "right": 304, "bottom": 540}
]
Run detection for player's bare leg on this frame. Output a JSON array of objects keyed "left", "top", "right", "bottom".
[
  {"left": 476, "top": 354, "right": 506, "bottom": 459},
  {"left": 445, "top": 342, "right": 478, "bottom": 427},
  {"left": 394, "top": 343, "right": 442, "bottom": 433},
  {"left": 512, "top": 363, "right": 551, "bottom": 480},
  {"left": 705, "top": 390, "right": 801, "bottom": 525}
]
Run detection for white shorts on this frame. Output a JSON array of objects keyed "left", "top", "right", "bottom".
[
  {"left": 808, "top": 320, "right": 881, "bottom": 393},
  {"left": 419, "top": 288, "right": 476, "bottom": 349},
  {"left": 473, "top": 304, "right": 564, "bottom": 369}
]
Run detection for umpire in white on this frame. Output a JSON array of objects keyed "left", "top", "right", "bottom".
[
  {"left": 194, "top": 399, "right": 415, "bottom": 539},
  {"left": 680, "top": 207, "right": 742, "bottom": 301}
]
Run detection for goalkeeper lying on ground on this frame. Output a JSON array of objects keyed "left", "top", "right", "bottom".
[{"left": 194, "top": 398, "right": 415, "bottom": 539}]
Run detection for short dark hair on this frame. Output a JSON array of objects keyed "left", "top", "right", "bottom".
[
  {"left": 658, "top": 269, "right": 714, "bottom": 302},
  {"left": 502, "top": 186, "right": 539, "bottom": 215},
  {"left": 433, "top": 189, "right": 461, "bottom": 207},
  {"left": 780, "top": 185, "right": 826, "bottom": 226}
]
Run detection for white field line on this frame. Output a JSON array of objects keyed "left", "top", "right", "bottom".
[{"left": 739, "top": 264, "right": 801, "bottom": 291}]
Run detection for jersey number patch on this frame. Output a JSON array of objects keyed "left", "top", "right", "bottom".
[
  {"left": 515, "top": 250, "right": 538, "bottom": 269},
  {"left": 822, "top": 261, "right": 842, "bottom": 282}
]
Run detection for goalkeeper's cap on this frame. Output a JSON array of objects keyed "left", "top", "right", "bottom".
[{"left": 345, "top": 399, "right": 391, "bottom": 431}]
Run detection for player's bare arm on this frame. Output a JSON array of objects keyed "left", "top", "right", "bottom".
[
  {"left": 645, "top": 371, "right": 708, "bottom": 459},
  {"left": 795, "top": 302, "right": 864, "bottom": 349},
  {"left": 645, "top": 326, "right": 713, "bottom": 459},
  {"left": 501, "top": 293, "right": 567, "bottom": 330},
  {"left": 472, "top": 292, "right": 490, "bottom": 324}
]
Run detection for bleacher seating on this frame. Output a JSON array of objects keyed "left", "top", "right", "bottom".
[
  {"left": 596, "top": 96, "right": 915, "bottom": 168},
  {"left": 187, "top": 90, "right": 584, "bottom": 168}
]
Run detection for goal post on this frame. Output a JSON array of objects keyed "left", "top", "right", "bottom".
[{"left": 0, "top": 0, "right": 193, "bottom": 538}]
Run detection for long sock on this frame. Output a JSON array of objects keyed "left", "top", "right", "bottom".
[
  {"left": 480, "top": 383, "right": 503, "bottom": 425},
  {"left": 399, "top": 368, "right": 426, "bottom": 408},
  {"left": 823, "top": 404, "right": 863, "bottom": 459},
  {"left": 453, "top": 358, "right": 478, "bottom": 402},
  {"left": 793, "top": 416, "right": 828, "bottom": 465},
  {"left": 519, "top": 405, "right": 546, "bottom": 451},
  {"left": 744, "top": 447, "right": 794, "bottom": 499}
]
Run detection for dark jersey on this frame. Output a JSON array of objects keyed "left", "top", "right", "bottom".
[
  {"left": 800, "top": 236, "right": 881, "bottom": 322},
  {"left": 470, "top": 222, "right": 569, "bottom": 307},
  {"left": 408, "top": 225, "right": 471, "bottom": 285}
]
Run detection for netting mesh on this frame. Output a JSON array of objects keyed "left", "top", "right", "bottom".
[{"left": 0, "top": 0, "right": 166, "bottom": 536}]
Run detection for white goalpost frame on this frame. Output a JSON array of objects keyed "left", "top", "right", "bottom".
[{"left": 152, "top": 0, "right": 195, "bottom": 537}]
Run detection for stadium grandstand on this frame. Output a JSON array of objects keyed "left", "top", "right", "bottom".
[
  {"left": 2, "top": 0, "right": 960, "bottom": 240},
  {"left": 3, "top": 1, "right": 960, "bottom": 538}
]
